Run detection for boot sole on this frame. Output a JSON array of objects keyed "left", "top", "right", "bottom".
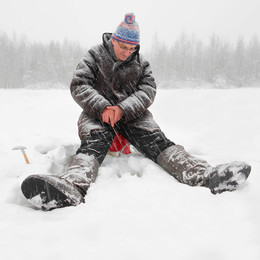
[
  {"left": 21, "top": 175, "right": 81, "bottom": 210},
  {"left": 209, "top": 163, "right": 251, "bottom": 194}
]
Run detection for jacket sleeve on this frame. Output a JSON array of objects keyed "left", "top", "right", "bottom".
[
  {"left": 117, "top": 57, "right": 157, "bottom": 122},
  {"left": 70, "top": 51, "right": 111, "bottom": 119}
]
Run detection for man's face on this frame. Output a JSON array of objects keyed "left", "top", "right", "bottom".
[{"left": 112, "top": 39, "right": 136, "bottom": 61}]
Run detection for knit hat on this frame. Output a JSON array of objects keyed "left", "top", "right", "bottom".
[{"left": 112, "top": 13, "right": 140, "bottom": 45}]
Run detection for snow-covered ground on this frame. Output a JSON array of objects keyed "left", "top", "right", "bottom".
[{"left": 0, "top": 88, "right": 259, "bottom": 260}]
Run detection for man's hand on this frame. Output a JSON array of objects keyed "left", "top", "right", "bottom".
[
  {"left": 101, "top": 108, "right": 115, "bottom": 126},
  {"left": 106, "top": 106, "right": 123, "bottom": 127}
]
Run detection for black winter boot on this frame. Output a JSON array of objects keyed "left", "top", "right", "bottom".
[
  {"left": 157, "top": 145, "right": 251, "bottom": 194},
  {"left": 204, "top": 162, "right": 251, "bottom": 194},
  {"left": 21, "top": 153, "right": 99, "bottom": 210},
  {"left": 21, "top": 174, "right": 85, "bottom": 211}
]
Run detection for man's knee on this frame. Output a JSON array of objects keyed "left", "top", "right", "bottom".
[
  {"left": 119, "top": 126, "right": 175, "bottom": 162},
  {"left": 77, "top": 130, "right": 114, "bottom": 165},
  {"left": 140, "top": 131, "right": 175, "bottom": 161}
]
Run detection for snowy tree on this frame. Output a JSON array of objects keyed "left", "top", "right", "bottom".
[
  {"left": 247, "top": 36, "right": 260, "bottom": 84},
  {"left": 0, "top": 31, "right": 260, "bottom": 89}
]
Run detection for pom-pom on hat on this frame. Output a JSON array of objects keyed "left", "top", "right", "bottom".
[{"left": 112, "top": 13, "right": 140, "bottom": 45}]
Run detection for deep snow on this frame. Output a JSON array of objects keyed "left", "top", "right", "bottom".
[{"left": 0, "top": 88, "right": 259, "bottom": 260}]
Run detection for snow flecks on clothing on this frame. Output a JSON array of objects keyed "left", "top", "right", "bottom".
[
  {"left": 78, "top": 113, "right": 105, "bottom": 138},
  {"left": 64, "top": 153, "right": 95, "bottom": 177},
  {"left": 71, "top": 33, "right": 158, "bottom": 134},
  {"left": 61, "top": 153, "right": 99, "bottom": 191},
  {"left": 157, "top": 145, "right": 209, "bottom": 186},
  {"left": 204, "top": 161, "right": 251, "bottom": 194}
]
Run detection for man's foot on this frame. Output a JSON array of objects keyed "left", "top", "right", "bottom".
[
  {"left": 204, "top": 162, "right": 251, "bottom": 194},
  {"left": 21, "top": 174, "right": 84, "bottom": 211}
]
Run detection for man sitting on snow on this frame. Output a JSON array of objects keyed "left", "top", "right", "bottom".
[{"left": 21, "top": 13, "right": 251, "bottom": 210}]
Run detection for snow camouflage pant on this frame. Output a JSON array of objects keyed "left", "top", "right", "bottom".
[{"left": 77, "top": 121, "right": 175, "bottom": 165}]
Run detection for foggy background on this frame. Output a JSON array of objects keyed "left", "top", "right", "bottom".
[{"left": 0, "top": 0, "right": 260, "bottom": 88}]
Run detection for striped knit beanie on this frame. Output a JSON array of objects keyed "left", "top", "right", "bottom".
[{"left": 112, "top": 13, "right": 140, "bottom": 45}]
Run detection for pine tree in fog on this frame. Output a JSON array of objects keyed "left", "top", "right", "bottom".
[
  {"left": 148, "top": 33, "right": 260, "bottom": 88},
  {"left": 0, "top": 33, "right": 86, "bottom": 88},
  {"left": 0, "top": 32, "right": 260, "bottom": 88},
  {"left": 247, "top": 36, "right": 260, "bottom": 83}
]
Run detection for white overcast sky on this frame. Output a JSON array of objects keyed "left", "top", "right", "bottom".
[{"left": 0, "top": 0, "right": 259, "bottom": 50}]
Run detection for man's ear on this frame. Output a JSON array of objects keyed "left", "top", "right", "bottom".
[{"left": 112, "top": 39, "right": 116, "bottom": 46}]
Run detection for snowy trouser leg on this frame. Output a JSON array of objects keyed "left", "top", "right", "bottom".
[
  {"left": 157, "top": 145, "right": 251, "bottom": 194},
  {"left": 115, "top": 124, "right": 174, "bottom": 162},
  {"left": 77, "top": 130, "right": 114, "bottom": 165},
  {"left": 60, "top": 153, "right": 99, "bottom": 195},
  {"left": 157, "top": 145, "right": 209, "bottom": 186}
]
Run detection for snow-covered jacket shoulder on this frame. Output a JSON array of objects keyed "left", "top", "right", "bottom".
[{"left": 70, "top": 33, "right": 160, "bottom": 137}]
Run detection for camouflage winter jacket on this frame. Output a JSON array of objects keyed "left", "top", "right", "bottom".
[{"left": 70, "top": 33, "right": 160, "bottom": 139}]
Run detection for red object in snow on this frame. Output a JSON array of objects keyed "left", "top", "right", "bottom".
[{"left": 109, "top": 132, "right": 131, "bottom": 154}]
